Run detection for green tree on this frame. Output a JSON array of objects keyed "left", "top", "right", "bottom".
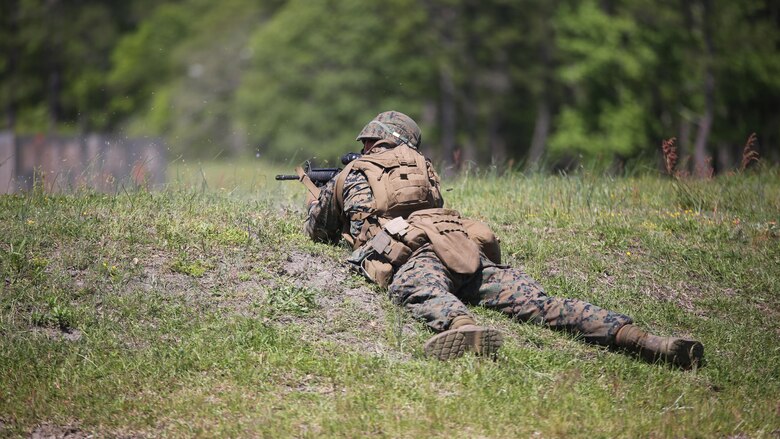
[
  {"left": 549, "top": 0, "right": 657, "bottom": 168},
  {"left": 6, "top": 0, "right": 777, "bottom": 170},
  {"left": 705, "top": 0, "right": 780, "bottom": 169},
  {"left": 1, "top": 0, "right": 169, "bottom": 132},
  {"left": 237, "top": 0, "right": 432, "bottom": 162},
  {"left": 109, "top": 3, "right": 195, "bottom": 126},
  {"left": 548, "top": 0, "right": 780, "bottom": 172},
  {"left": 110, "top": 0, "right": 285, "bottom": 157}
]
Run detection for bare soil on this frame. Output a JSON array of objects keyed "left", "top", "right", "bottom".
[
  {"left": 30, "top": 423, "right": 90, "bottom": 439},
  {"left": 119, "top": 246, "right": 417, "bottom": 359},
  {"left": 278, "top": 250, "right": 417, "bottom": 360}
]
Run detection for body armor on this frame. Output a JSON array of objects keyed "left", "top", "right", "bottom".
[
  {"left": 336, "top": 144, "right": 500, "bottom": 286},
  {"left": 335, "top": 144, "right": 443, "bottom": 248}
]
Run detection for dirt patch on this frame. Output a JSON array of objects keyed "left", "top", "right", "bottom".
[
  {"left": 122, "top": 246, "right": 415, "bottom": 359},
  {"left": 645, "top": 281, "right": 705, "bottom": 316},
  {"left": 279, "top": 251, "right": 346, "bottom": 293},
  {"left": 29, "top": 423, "right": 148, "bottom": 439},
  {"left": 30, "top": 423, "right": 91, "bottom": 439},
  {"left": 619, "top": 269, "right": 709, "bottom": 317},
  {"left": 278, "top": 372, "right": 346, "bottom": 396},
  {"left": 121, "top": 246, "right": 556, "bottom": 359},
  {"left": 754, "top": 300, "right": 780, "bottom": 321},
  {"left": 126, "top": 250, "right": 268, "bottom": 319},
  {"left": 38, "top": 327, "right": 83, "bottom": 342},
  {"left": 278, "top": 250, "right": 416, "bottom": 360}
]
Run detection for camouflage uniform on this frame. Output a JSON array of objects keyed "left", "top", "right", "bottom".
[{"left": 305, "top": 149, "right": 632, "bottom": 347}]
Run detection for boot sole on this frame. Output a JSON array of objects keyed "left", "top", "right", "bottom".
[
  {"left": 669, "top": 339, "right": 704, "bottom": 368},
  {"left": 423, "top": 326, "right": 503, "bottom": 361}
]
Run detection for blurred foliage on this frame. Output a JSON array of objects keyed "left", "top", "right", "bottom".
[
  {"left": 1, "top": 0, "right": 779, "bottom": 171},
  {"left": 236, "top": 0, "right": 433, "bottom": 163}
]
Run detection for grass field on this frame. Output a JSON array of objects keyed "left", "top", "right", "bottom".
[{"left": 1, "top": 159, "right": 779, "bottom": 438}]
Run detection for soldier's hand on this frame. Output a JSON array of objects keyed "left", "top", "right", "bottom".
[{"left": 306, "top": 191, "right": 318, "bottom": 208}]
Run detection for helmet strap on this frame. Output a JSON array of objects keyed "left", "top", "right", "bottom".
[{"left": 367, "top": 120, "right": 417, "bottom": 148}]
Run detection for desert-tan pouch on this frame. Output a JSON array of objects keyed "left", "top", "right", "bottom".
[
  {"left": 346, "top": 244, "right": 396, "bottom": 287},
  {"left": 381, "top": 216, "right": 427, "bottom": 251},
  {"left": 367, "top": 230, "right": 412, "bottom": 267},
  {"left": 461, "top": 218, "right": 501, "bottom": 264},
  {"left": 363, "top": 257, "right": 394, "bottom": 287},
  {"left": 407, "top": 208, "right": 481, "bottom": 274}
]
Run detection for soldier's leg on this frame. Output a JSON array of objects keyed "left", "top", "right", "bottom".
[
  {"left": 461, "top": 259, "right": 703, "bottom": 367},
  {"left": 389, "top": 247, "right": 503, "bottom": 360},
  {"left": 388, "top": 246, "right": 472, "bottom": 333},
  {"left": 461, "top": 261, "right": 631, "bottom": 346}
]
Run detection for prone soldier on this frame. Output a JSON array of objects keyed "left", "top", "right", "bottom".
[{"left": 301, "top": 110, "right": 704, "bottom": 367}]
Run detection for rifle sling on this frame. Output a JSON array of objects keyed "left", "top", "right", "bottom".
[{"left": 296, "top": 166, "right": 321, "bottom": 199}]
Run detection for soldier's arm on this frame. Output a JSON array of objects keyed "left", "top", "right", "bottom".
[
  {"left": 426, "top": 158, "right": 445, "bottom": 208},
  {"left": 303, "top": 179, "right": 343, "bottom": 244},
  {"left": 304, "top": 168, "right": 377, "bottom": 245},
  {"left": 341, "top": 169, "right": 375, "bottom": 240}
]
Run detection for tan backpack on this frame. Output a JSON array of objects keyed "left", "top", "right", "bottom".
[
  {"left": 336, "top": 145, "right": 442, "bottom": 223},
  {"left": 335, "top": 146, "right": 500, "bottom": 286}
]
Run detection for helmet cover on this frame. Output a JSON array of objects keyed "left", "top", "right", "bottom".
[{"left": 356, "top": 111, "right": 422, "bottom": 148}]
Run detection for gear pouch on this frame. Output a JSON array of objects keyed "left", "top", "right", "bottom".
[
  {"left": 347, "top": 245, "right": 395, "bottom": 287},
  {"left": 407, "top": 208, "right": 481, "bottom": 274}
]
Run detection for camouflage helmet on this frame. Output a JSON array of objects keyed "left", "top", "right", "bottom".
[{"left": 355, "top": 111, "right": 422, "bottom": 149}]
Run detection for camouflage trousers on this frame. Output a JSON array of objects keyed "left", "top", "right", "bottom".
[{"left": 388, "top": 246, "right": 633, "bottom": 346}]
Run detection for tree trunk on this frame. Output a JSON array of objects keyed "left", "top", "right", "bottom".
[
  {"left": 693, "top": 0, "right": 715, "bottom": 178},
  {"left": 4, "top": 2, "right": 19, "bottom": 130},
  {"left": 4, "top": 99, "right": 15, "bottom": 132},
  {"left": 5, "top": 61, "right": 17, "bottom": 131},
  {"left": 421, "top": 99, "right": 438, "bottom": 159},
  {"left": 526, "top": 29, "right": 553, "bottom": 171},
  {"left": 45, "top": 0, "right": 63, "bottom": 133},
  {"left": 488, "top": 114, "right": 506, "bottom": 168},
  {"left": 439, "top": 65, "right": 457, "bottom": 176},
  {"left": 678, "top": 115, "right": 692, "bottom": 175},
  {"left": 717, "top": 141, "right": 732, "bottom": 173},
  {"left": 47, "top": 68, "right": 61, "bottom": 132},
  {"left": 527, "top": 99, "right": 551, "bottom": 171},
  {"left": 693, "top": 72, "right": 714, "bottom": 177},
  {"left": 461, "top": 99, "right": 478, "bottom": 172}
]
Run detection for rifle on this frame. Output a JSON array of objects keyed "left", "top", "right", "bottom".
[{"left": 275, "top": 152, "right": 361, "bottom": 187}]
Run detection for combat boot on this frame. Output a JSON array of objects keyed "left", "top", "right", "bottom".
[
  {"left": 615, "top": 324, "right": 704, "bottom": 368},
  {"left": 423, "top": 315, "right": 503, "bottom": 361}
]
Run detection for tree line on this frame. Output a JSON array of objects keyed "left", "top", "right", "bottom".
[{"left": 2, "top": 0, "right": 779, "bottom": 174}]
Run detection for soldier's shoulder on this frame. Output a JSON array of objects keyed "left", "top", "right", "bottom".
[{"left": 345, "top": 167, "right": 367, "bottom": 179}]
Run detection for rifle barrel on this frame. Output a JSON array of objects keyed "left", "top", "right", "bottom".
[{"left": 275, "top": 175, "right": 299, "bottom": 181}]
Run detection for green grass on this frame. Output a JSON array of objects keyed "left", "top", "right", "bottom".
[{"left": 1, "top": 160, "right": 778, "bottom": 437}]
